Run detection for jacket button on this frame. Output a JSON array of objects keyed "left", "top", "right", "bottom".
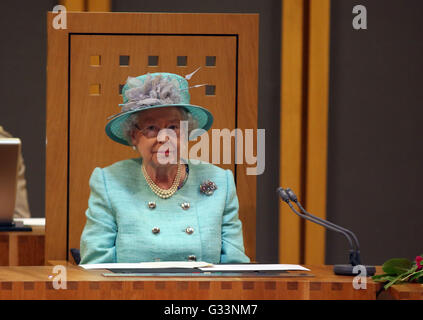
[
  {"left": 185, "top": 227, "right": 194, "bottom": 235},
  {"left": 181, "top": 202, "right": 190, "bottom": 210},
  {"left": 148, "top": 201, "right": 156, "bottom": 209},
  {"left": 188, "top": 255, "right": 197, "bottom": 261},
  {"left": 152, "top": 227, "right": 160, "bottom": 234}
]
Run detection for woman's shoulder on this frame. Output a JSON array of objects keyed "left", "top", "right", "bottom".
[{"left": 91, "top": 158, "right": 141, "bottom": 185}]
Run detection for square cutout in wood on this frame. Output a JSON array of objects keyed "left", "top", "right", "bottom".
[
  {"left": 148, "top": 56, "right": 159, "bottom": 66},
  {"left": 177, "top": 56, "right": 187, "bottom": 66},
  {"left": 205, "top": 85, "right": 216, "bottom": 96},
  {"left": 89, "top": 84, "right": 101, "bottom": 95},
  {"left": 206, "top": 56, "right": 216, "bottom": 66},
  {"left": 90, "top": 55, "right": 101, "bottom": 66},
  {"left": 119, "top": 55, "right": 130, "bottom": 66}
]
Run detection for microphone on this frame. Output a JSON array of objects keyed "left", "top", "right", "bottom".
[
  {"left": 284, "top": 188, "right": 361, "bottom": 264},
  {"left": 277, "top": 187, "right": 375, "bottom": 276}
]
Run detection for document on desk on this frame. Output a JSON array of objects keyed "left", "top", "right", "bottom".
[
  {"left": 13, "top": 218, "right": 45, "bottom": 226},
  {"left": 199, "top": 264, "right": 310, "bottom": 272},
  {"left": 79, "top": 261, "right": 213, "bottom": 270},
  {"left": 80, "top": 262, "right": 310, "bottom": 272}
]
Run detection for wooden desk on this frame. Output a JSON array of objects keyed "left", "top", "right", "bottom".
[
  {"left": 388, "top": 283, "right": 423, "bottom": 300},
  {"left": 0, "top": 263, "right": 381, "bottom": 300},
  {"left": 0, "top": 226, "right": 45, "bottom": 266}
]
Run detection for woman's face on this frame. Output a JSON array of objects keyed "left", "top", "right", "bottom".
[{"left": 131, "top": 107, "right": 186, "bottom": 167}]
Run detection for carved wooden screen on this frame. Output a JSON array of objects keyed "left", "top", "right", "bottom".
[
  {"left": 46, "top": 12, "right": 258, "bottom": 262},
  {"left": 69, "top": 35, "right": 237, "bottom": 251}
]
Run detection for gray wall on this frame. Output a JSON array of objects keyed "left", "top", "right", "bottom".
[
  {"left": 326, "top": 0, "right": 423, "bottom": 265},
  {"left": 0, "top": 0, "right": 55, "bottom": 218}
]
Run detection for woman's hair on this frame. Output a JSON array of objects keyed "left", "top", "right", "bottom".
[{"left": 122, "top": 107, "right": 198, "bottom": 145}]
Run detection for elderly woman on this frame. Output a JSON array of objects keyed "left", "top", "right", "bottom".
[{"left": 80, "top": 72, "right": 250, "bottom": 264}]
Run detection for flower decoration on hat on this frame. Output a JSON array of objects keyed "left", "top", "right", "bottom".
[
  {"left": 120, "top": 74, "right": 182, "bottom": 112},
  {"left": 200, "top": 180, "right": 217, "bottom": 196}
]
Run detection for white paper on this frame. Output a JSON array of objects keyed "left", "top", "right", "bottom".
[
  {"left": 199, "top": 264, "right": 310, "bottom": 272},
  {"left": 79, "top": 261, "right": 213, "bottom": 270},
  {"left": 13, "top": 218, "right": 45, "bottom": 226}
]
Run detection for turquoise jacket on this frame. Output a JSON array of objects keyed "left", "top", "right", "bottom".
[{"left": 79, "top": 158, "right": 250, "bottom": 264}]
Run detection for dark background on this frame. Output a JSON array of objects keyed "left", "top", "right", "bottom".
[
  {"left": 0, "top": 0, "right": 421, "bottom": 265},
  {"left": 326, "top": 0, "right": 423, "bottom": 264}
]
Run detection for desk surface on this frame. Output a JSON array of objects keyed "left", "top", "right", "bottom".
[
  {"left": 0, "top": 262, "right": 382, "bottom": 300},
  {"left": 0, "top": 225, "right": 45, "bottom": 236},
  {"left": 388, "top": 282, "right": 423, "bottom": 300}
]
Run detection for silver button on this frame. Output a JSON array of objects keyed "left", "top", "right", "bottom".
[
  {"left": 181, "top": 202, "right": 190, "bottom": 210},
  {"left": 188, "top": 255, "right": 197, "bottom": 261},
  {"left": 148, "top": 201, "right": 156, "bottom": 209},
  {"left": 152, "top": 227, "right": 160, "bottom": 234},
  {"left": 185, "top": 227, "right": 194, "bottom": 235}
]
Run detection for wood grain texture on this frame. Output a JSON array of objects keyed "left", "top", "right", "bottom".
[
  {"left": 0, "top": 228, "right": 45, "bottom": 266},
  {"left": 0, "top": 236, "right": 9, "bottom": 265},
  {"left": 389, "top": 283, "right": 423, "bottom": 300},
  {"left": 45, "top": 12, "right": 258, "bottom": 262},
  {"left": 59, "top": 0, "right": 85, "bottom": 11},
  {"left": 87, "top": 0, "right": 111, "bottom": 12},
  {"left": 280, "top": 0, "right": 331, "bottom": 265},
  {"left": 46, "top": 14, "right": 69, "bottom": 261},
  {"left": 280, "top": 0, "right": 306, "bottom": 264},
  {"left": 304, "top": 0, "right": 331, "bottom": 265},
  {"left": 0, "top": 264, "right": 380, "bottom": 300}
]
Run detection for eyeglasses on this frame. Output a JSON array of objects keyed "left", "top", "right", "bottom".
[{"left": 135, "top": 123, "right": 181, "bottom": 139}]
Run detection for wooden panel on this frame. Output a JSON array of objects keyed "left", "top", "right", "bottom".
[
  {"left": 46, "top": 15, "right": 69, "bottom": 261},
  {"left": 0, "top": 236, "right": 9, "bottom": 266},
  {"left": 304, "top": 0, "right": 331, "bottom": 265},
  {"left": 68, "top": 35, "right": 237, "bottom": 251},
  {"left": 389, "top": 283, "right": 423, "bottom": 300},
  {"left": 280, "top": 0, "right": 306, "bottom": 264},
  {"left": 46, "top": 12, "right": 258, "bottom": 262},
  {"left": 60, "top": 0, "right": 85, "bottom": 11},
  {"left": 280, "top": 0, "right": 331, "bottom": 264},
  {"left": 16, "top": 236, "right": 45, "bottom": 266},
  {"left": 236, "top": 17, "right": 259, "bottom": 260},
  {"left": 0, "top": 228, "right": 45, "bottom": 266},
  {"left": 87, "top": 0, "right": 111, "bottom": 12}
]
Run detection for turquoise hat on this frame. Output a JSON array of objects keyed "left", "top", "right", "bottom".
[{"left": 105, "top": 72, "right": 214, "bottom": 146}]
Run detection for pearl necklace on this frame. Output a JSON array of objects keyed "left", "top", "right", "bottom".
[{"left": 142, "top": 163, "right": 182, "bottom": 199}]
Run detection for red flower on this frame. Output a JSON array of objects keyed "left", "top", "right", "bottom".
[{"left": 415, "top": 256, "right": 423, "bottom": 270}]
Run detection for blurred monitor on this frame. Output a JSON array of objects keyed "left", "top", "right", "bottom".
[{"left": 0, "top": 138, "right": 20, "bottom": 225}]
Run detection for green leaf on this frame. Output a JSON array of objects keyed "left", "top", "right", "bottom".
[
  {"left": 372, "top": 274, "right": 389, "bottom": 280},
  {"left": 372, "top": 274, "right": 396, "bottom": 282},
  {"left": 399, "top": 265, "right": 418, "bottom": 281},
  {"left": 382, "top": 258, "right": 412, "bottom": 275},
  {"left": 384, "top": 274, "right": 405, "bottom": 290},
  {"left": 409, "top": 270, "right": 423, "bottom": 281}
]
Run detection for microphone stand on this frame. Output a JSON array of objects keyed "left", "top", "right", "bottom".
[{"left": 277, "top": 187, "right": 375, "bottom": 276}]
